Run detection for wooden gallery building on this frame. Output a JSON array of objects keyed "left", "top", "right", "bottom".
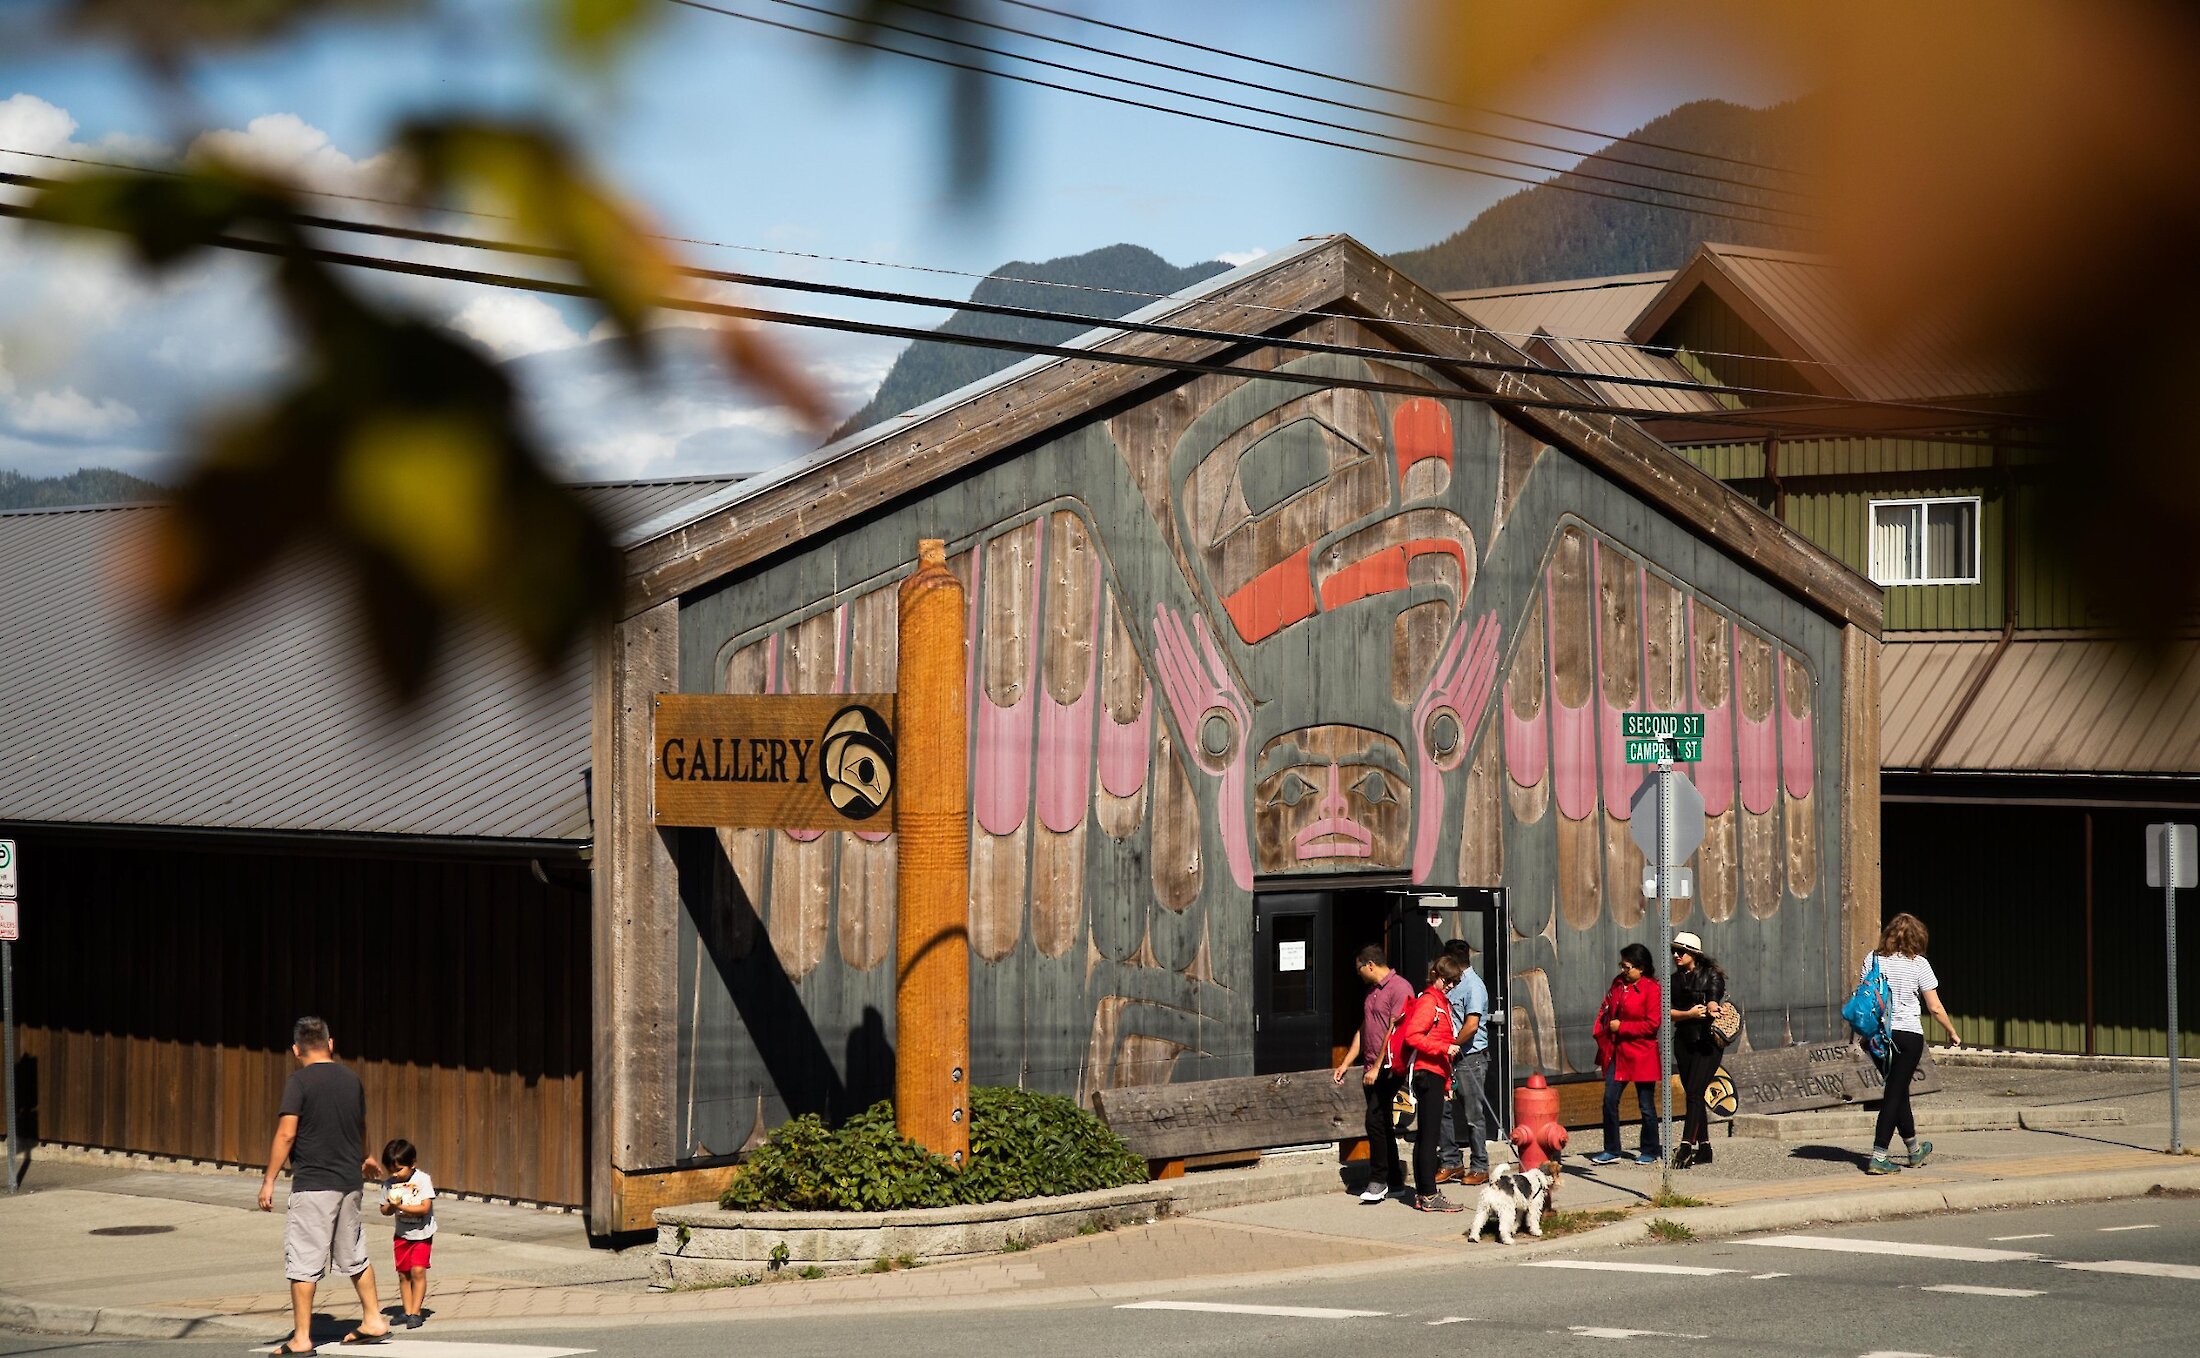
[{"left": 1, "top": 236, "right": 1883, "bottom": 1234}]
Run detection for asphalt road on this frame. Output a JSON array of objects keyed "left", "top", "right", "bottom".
[{"left": 7, "top": 1197, "right": 2199, "bottom": 1358}]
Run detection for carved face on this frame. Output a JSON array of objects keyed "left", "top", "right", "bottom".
[{"left": 1254, "top": 725, "right": 1413, "bottom": 873}]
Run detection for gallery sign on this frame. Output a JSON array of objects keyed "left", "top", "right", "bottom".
[{"left": 653, "top": 694, "right": 897, "bottom": 830}]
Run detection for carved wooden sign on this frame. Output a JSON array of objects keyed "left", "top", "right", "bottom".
[
  {"left": 1716, "top": 1040, "right": 1943, "bottom": 1118},
  {"left": 652, "top": 693, "right": 897, "bottom": 830}
]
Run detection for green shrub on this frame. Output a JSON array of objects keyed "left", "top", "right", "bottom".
[{"left": 720, "top": 1088, "right": 1147, "bottom": 1212}]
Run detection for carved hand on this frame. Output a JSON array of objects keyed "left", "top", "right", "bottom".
[{"left": 1152, "top": 602, "right": 1253, "bottom": 890}]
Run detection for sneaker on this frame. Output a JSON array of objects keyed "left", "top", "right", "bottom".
[
  {"left": 1865, "top": 1152, "right": 1902, "bottom": 1175},
  {"left": 1588, "top": 1151, "right": 1622, "bottom": 1166},
  {"left": 1693, "top": 1143, "right": 1714, "bottom": 1166},
  {"left": 1414, "top": 1193, "right": 1466, "bottom": 1214},
  {"left": 1907, "top": 1140, "right": 1935, "bottom": 1169},
  {"left": 1358, "top": 1184, "right": 1391, "bottom": 1204},
  {"left": 1633, "top": 1150, "right": 1660, "bottom": 1165}
]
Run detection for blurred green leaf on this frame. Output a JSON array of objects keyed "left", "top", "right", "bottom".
[{"left": 65, "top": 0, "right": 418, "bottom": 55}]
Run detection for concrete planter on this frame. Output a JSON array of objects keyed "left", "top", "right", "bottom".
[{"left": 650, "top": 1182, "right": 1172, "bottom": 1287}]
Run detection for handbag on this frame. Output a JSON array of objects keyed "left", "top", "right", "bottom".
[{"left": 1710, "top": 998, "right": 1743, "bottom": 1049}]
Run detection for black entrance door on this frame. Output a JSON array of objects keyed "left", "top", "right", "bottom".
[{"left": 1253, "top": 892, "right": 1332, "bottom": 1074}]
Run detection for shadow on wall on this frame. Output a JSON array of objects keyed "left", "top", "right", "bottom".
[{"left": 680, "top": 828, "right": 896, "bottom": 1133}]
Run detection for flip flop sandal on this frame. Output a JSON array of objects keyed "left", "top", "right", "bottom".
[
  {"left": 270, "top": 1344, "right": 317, "bottom": 1356},
  {"left": 340, "top": 1330, "right": 393, "bottom": 1346}
]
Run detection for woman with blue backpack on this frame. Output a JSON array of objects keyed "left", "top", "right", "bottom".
[{"left": 1857, "top": 912, "right": 1964, "bottom": 1175}]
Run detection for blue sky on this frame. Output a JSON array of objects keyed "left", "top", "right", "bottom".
[{"left": 0, "top": 0, "right": 1797, "bottom": 483}]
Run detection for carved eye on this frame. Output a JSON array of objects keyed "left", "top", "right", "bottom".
[
  {"left": 1276, "top": 771, "right": 1316, "bottom": 808},
  {"left": 1425, "top": 707, "right": 1464, "bottom": 770},
  {"left": 1199, "top": 709, "right": 1237, "bottom": 763},
  {"left": 1355, "top": 769, "right": 1396, "bottom": 806}
]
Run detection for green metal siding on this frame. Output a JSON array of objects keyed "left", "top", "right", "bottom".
[
  {"left": 1675, "top": 436, "right": 2094, "bottom": 631},
  {"left": 1884, "top": 802, "right": 2200, "bottom": 1057},
  {"left": 1660, "top": 291, "right": 1816, "bottom": 402}
]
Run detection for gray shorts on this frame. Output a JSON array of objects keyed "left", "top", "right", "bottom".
[{"left": 284, "top": 1189, "right": 368, "bottom": 1282}]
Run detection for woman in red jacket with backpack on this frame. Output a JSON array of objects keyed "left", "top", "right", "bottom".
[
  {"left": 1589, "top": 943, "right": 1664, "bottom": 1166},
  {"left": 1393, "top": 952, "right": 1467, "bottom": 1213}
]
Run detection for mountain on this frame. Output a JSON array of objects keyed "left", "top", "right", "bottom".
[
  {"left": 1389, "top": 99, "right": 1813, "bottom": 292},
  {"left": 0, "top": 467, "right": 163, "bottom": 511},
  {"left": 831, "top": 244, "right": 1232, "bottom": 439}
]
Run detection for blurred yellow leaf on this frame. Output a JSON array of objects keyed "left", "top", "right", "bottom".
[
  {"left": 339, "top": 413, "right": 502, "bottom": 597},
  {"left": 550, "top": 0, "right": 659, "bottom": 65}
]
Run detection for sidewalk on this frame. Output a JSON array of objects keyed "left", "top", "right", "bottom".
[{"left": 5, "top": 1063, "right": 2197, "bottom": 1339}]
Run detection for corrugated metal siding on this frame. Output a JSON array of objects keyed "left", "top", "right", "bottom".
[
  {"left": 1886, "top": 803, "right": 2200, "bottom": 1056},
  {"left": 0, "top": 477, "right": 734, "bottom": 839},
  {"left": 1881, "top": 636, "right": 2200, "bottom": 773},
  {"left": 1660, "top": 289, "right": 1818, "bottom": 401}
]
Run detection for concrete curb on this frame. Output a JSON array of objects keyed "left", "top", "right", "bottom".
[
  {"left": 1729, "top": 1105, "right": 2127, "bottom": 1140},
  {"left": 11, "top": 1160, "right": 2200, "bottom": 1337},
  {"left": 1936, "top": 1049, "right": 2179, "bottom": 1074}
]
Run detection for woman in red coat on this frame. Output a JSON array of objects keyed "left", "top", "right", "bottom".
[
  {"left": 1589, "top": 943, "right": 1664, "bottom": 1166},
  {"left": 1393, "top": 952, "right": 1466, "bottom": 1213}
]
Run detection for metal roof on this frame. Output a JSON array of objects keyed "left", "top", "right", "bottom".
[
  {"left": 0, "top": 476, "right": 736, "bottom": 841},
  {"left": 1883, "top": 633, "right": 2200, "bottom": 774},
  {"left": 1443, "top": 271, "right": 1676, "bottom": 350}
]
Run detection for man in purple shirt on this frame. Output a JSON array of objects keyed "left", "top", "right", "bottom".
[{"left": 1332, "top": 945, "right": 1415, "bottom": 1204}]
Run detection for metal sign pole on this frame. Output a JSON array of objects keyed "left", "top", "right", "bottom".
[
  {"left": 2171, "top": 832, "right": 2182, "bottom": 1156},
  {"left": 1656, "top": 748, "right": 1675, "bottom": 1198},
  {"left": 3, "top": 939, "right": 16, "bottom": 1194}
]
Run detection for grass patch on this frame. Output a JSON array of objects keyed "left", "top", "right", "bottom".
[
  {"left": 1530, "top": 1208, "right": 1630, "bottom": 1238},
  {"left": 1003, "top": 1235, "right": 1030, "bottom": 1252},
  {"left": 863, "top": 1253, "right": 923, "bottom": 1273},
  {"left": 1645, "top": 1217, "right": 1695, "bottom": 1242},
  {"left": 673, "top": 1272, "right": 762, "bottom": 1291},
  {"left": 797, "top": 1265, "right": 826, "bottom": 1280},
  {"left": 1650, "top": 1188, "right": 1708, "bottom": 1209}
]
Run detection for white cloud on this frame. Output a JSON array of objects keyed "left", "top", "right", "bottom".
[
  {"left": 9, "top": 387, "right": 139, "bottom": 438},
  {"left": 449, "top": 294, "right": 586, "bottom": 361},
  {"left": 186, "top": 113, "right": 394, "bottom": 195},
  {"left": 1216, "top": 248, "right": 1270, "bottom": 267}
]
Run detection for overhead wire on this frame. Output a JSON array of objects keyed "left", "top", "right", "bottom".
[
  {"left": 993, "top": 0, "right": 1811, "bottom": 183},
  {"left": 663, "top": 0, "right": 1812, "bottom": 232},
  {"left": 0, "top": 143, "right": 2007, "bottom": 394},
  {"left": 882, "top": 0, "right": 1814, "bottom": 206},
  {"left": 0, "top": 172, "right": 2044, "bottom": 448}
]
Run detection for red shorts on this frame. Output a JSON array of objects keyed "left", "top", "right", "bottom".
[{"left": 393, "top": 1238, "right": 434, "bottom": 1272}]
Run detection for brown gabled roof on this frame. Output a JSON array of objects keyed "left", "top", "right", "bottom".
[
  {"left": 620, "top": 235, "right": 1882, "bottom": 635},
  {"left": 1627, "top": 243, "right": 2033, "bottom": 403}
]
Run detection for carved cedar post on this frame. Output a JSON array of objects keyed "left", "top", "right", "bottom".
[{"left": 896, "top": 539, "right": 971, "bottom": 1164}]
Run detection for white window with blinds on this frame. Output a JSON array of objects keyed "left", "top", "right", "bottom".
[{"left": 1868, "top": 496, "right": 1981, "bottom": 586}]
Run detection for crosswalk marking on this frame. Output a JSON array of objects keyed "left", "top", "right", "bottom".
[
  {"left": 1116, "top": 1301, "right": 1386, "bottom": 1319},
  {"left": 1746, "top": 1234, "right": 2040, "bottom": 1263},
  {"left": 1990, "top": 1234, "right": 2052, "bottom": 1241},
  {"left": 1750, "top": 1272, "right": 1791, "bottom": 1280},
  {"left": 1569, "top": 1326, "right": 1709, "bottom": 1340},
  {"left": 2057, "top": 1259, "right": 2200, "bottom": 1281},
  {"left": 2099, "top": 1224, "right": 2158, "bottom": 1233},
  {"left": 1524, "top": 1260, "right": 1739, "bottom": 1277},
  {"left": 1918, "top": 1284, "right": 2044, "bottom": 1297},
  {"left": 243, "top": 1338, "right": 594, "bottom": 1346},
  {"left": 1427, "top": 1317, "right": 1477, "bottom": 1325}
]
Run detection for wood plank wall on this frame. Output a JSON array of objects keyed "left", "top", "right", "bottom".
[{"left": 9, "top": 835, "right": 590, "bottom": 1205}]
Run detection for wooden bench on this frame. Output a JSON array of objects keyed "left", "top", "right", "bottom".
[{"left": 1091, "top": 1068, "right": 1366, "bottom": 1180}]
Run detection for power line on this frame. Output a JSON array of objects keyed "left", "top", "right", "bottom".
[
  {"left": 663, "top": 0, "right": 1810, "bottom": 232},
  {"left": 994, "top": 0, "right": 1810, "bottom": 184},
  {"left": 886, "top": 0, "right": 1814, "bottom": 206},
  {"left": 0, "top": 143, "right": 2006, "bottom": 393},
  {"left": 0, "top": 167, "right": 2018, "bottom": 427}
]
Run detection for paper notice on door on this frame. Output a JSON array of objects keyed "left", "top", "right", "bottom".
[{"left": 1277, "top": 940, "right": 1307, "bottom": 972}]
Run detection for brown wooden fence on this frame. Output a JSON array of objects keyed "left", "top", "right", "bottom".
[{"left": 8, "top": 833, "right": 590, "bottom": 1205}]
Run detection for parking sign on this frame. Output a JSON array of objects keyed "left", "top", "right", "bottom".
[{"left": 0, "top": 840, "right": 14, "bottom": 899}]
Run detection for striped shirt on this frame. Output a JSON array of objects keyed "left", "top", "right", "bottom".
[{"left": 1863, "top": 951, "right": 1940, "bottom": 1035}]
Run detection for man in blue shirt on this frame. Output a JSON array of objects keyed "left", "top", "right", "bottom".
[{"left": 1436, "top": 939, "right": 1492, "bottom": 1185}]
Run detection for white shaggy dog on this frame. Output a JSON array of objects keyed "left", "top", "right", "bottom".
[{"left": 1465, "top": 1165, "right": 1552, "bottom": 1244}]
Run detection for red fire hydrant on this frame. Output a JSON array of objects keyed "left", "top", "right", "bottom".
[{"left": 1511, "top": 1072, "right": 1570, "bottom": 1181}]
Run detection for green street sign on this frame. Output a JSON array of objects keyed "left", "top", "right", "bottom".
[
  {"left": 1624, "top": 736, "right": 1703, "bottom": 765},
  {"left": 1622, "top": 712, "right": 1705, "bottom": 741}
]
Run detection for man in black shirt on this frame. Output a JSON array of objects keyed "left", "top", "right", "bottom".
[{"left": 257, "top": 1016, "right": 391, "bottom": 1352}]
